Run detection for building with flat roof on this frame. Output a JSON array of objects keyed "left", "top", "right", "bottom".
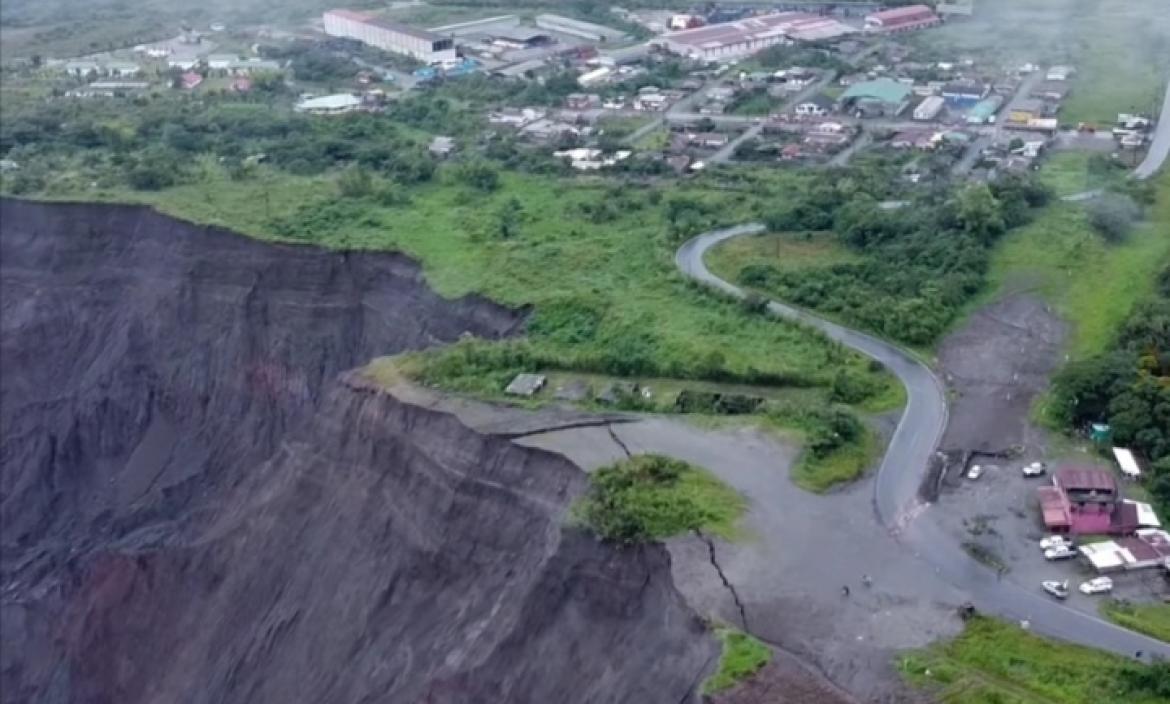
[
  {"left": 657, "top": 12, "right": 853, "bottom": 61},
  {"left": 535, "top": 14, "right": 627, "bottom": 43},
  {"left": 324, "top": 9, "right": 456, "bottom": 63},
  {"left": 295, "top": 93, "right": 363, "bottom": 115},
  {"left": 864, "top": 5, "right": 942, "bottom": 33},
  {"left": 840, "top": 78, "right": 912, "bottom": 116}
]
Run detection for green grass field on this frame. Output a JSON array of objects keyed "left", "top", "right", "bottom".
[
  {"left": 705, "top": 230, "right": 860, "bottom": 277},
  {"left": 899, "top": 615, "right": 1170, "bottom": 704},
  {"left": 703, "top": 627, "right": 772, "bottom": 695},
  {"left": 987, "top": 170, "right": 1170, "bottom": 359},
  {"left": 1100, "top": 600, "right": 1170, "bottom": 644},
  {"left": 47, "top": 165, "right": 899, "bottom": 404},
  {"left": 1037, "top": 151, "right": 1126, "bottom": 199}
]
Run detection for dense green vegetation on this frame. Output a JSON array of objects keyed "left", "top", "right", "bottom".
[
  {"left": 1100, "top": 600, "right": 1170, "bottom": 644},
  {"left": 703, "top": 627, "right": 772, "bottom": 695},
  {"left": 900, "top": 615, "right": 1170, "bottom": 704},
  {"left": 573, "top": 454, "right": 745, "bottom": 544},
  {"left": 1049, "top": 261, "right": 1170, "bottom": 510},
  {"left": 717, "top": 170, "right": 1053, "bottom": 346}
]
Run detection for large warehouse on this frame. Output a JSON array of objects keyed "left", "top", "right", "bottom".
[
  {"left": 657, "top": 12, "right": 853, "bottom": 61},
  {"left": 323, "top": 9, "right": 457, "bottom": 63},
  {"left": 864, "top": 5, "right": 942, "bottom": 33}
]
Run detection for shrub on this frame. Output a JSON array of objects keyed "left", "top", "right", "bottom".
[
  {"left": 574, "top": 454, "right": 744, "bottom": 544},
  {"left": 1086, "top": 193, "right": 1142, "bottom": 242}
]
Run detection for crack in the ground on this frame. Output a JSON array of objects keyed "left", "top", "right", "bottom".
[
  {"left": 694, "top": 528, "right": 748, "bottom": 631},
  {"left": 499, "top": 417, "right": 635, "bottom": 440},
  {"left": 606, "top": 424, "right": 633, "bottom": 458},
  {"left": 677, "top": 650, "right": 718, "bottom": 704}
]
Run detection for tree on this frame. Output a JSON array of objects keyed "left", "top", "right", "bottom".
[
  {"left": 1086, "top": 193, "right": 1141, "bottom": 242},
  {"left": 953, "top": 184, "right": 1005, "bottom": 244},
  {"left": 454, "top": 160, "right": 499, "bottom": 192}
]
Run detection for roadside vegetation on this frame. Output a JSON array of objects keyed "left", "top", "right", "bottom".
[
  {"left": 711, "top": 169, "right": 1054, "bottom": 347},
  {"left": 1100, "top": 600, "right": 1170, "bottom": 644},
  {"left": 702, "top": 627, "right": 772, "bottom": 695},
  {"left": 899, "top": 615, "right": 1170, "bottom": 704},
  {"left": 573, "top": 454, "right": 745, "bottom": 544}
]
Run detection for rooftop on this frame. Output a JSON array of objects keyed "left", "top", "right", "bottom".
[
  {"left": 840, "top": 78, "right": 912, "bottom": 105},
  {"left": 662, "top": 12, "right": 815, "bottom": 49},
  {"left": 326, "top": 8, "right": 443, "bottom": 42},
  {"left": 868, "top": 4, "right": 938, "bottom": 23},
  {"left": 1054, "top": 466, "right": 1118, "bottom": 494}
]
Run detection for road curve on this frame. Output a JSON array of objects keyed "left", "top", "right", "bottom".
[
  {"left": 1133, "top": 78, "right": 1170, "bottom": 180},
  {"left": 676, "top": 224, "right": 1170, "bottom": 660}
]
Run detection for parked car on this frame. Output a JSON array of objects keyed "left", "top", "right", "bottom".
[
  {"left": 967, "top": 464, "right": 984, "bottom": 480},
  {"left": 1022, "top": 461, "right": 1047, "bottom": 477},
  {"left": 1079, "top": 577, "right": 1114, "bottom": 595},
  {"left": 1044, "top": 545, "right": 1078, "bottom": 560},
  {"left": 1039, "top": 535, "right": 1072, "bottom": 550},
  {"left": 1042, "top": 580, "right": 1070, "bottom": 599}
]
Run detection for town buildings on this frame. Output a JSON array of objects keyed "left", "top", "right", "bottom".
[
  {"left": 295, "top": 93, "right": 363, "bottom": 115},
  {"left": 323, "top": 9, "right": 456, "bottom": 63},
  {"left": 534, "top": 14, "right": 627, "bottom": 43}
]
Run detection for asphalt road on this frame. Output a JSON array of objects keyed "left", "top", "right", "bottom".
[
  {"left": 1133, "top": 78, "right": 1170, "bottom": 180},
  {"left": 676, "top": 224, "right": 1170, "bottom": 661}
]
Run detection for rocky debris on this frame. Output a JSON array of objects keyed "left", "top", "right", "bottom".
[{"left": 0, "top": 199, "right": 716, "bottom": 704}]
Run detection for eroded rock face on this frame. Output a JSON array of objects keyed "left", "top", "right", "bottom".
[{"left": 0, "top": 200, "right": 713, "bottom": 704}]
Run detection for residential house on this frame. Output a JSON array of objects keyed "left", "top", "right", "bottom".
[
  {"left": 230, "top": 59, "right": 282, "bottom": 75},
  {"left": 1008, "top": 98, "right": 1045, "bottom": 124},
  {"left": 180, "top": 72, "right": 204, "bottom": 90},
  {"left": 231, "top": 77, "right": 253, "bottom": 93},
  {"left": 64, "top": 60, "right": 101, "bottom": 77},
  {"left": 940, "top": 82, "right": 987, "bottom": 107},
  {"left": 794, "top": 93, "right": 834, "bottom": 117},
  {"left": 687, "top": 132, "right": 729, "bottom": 149},
  {"left": 634, "top": 93, "right": 669, "bottom": 111},
  {"left": 1031, "top": 81, "right": 1070, "bottom": 101},
  {"left": 488, "top": 107, "right": 545, "bottom": 127},
  {"left": 207, "top": 54, "right": 238, "bottom": 70},
  {"left": 105, "top": 61, "right": 141, "bottom": 77},
  {"left": 1046, "top": 65, "right": 1074, "bottom": 81},
  {"left": 294, "top": 93, "right": 363, "bottom": 115},
  {"left": 565, "top": 93, "right": 601, "bottom": 110},
  {"left": 168, "top": 57, "right": 200, "bottom": 70}
]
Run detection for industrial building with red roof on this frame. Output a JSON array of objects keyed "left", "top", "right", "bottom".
[
  {"left": 1036, "top": 465, "right": 1157, "bottom": 535},
  {"left": 864, "top": 5, "right": 942, "bottom": 33}
]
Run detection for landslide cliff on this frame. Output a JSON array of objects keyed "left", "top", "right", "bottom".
[{"left": 0, "top": 199, "right": 715, "bottom": 704}]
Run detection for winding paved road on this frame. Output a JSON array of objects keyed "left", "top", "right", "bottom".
[{"left": 676, "top": 224, "right": 1170, "bottom": 661}]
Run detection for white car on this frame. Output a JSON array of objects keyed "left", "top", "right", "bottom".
[
  {"left": 967, "top": 464, "right": 984, "bottom": 480},
  {"left": 1022, "top": 461, "right": 1047, "bottom": 477},
  {"left": 1079, "top": 577, "right": 1114, "bottom": 595},
  {"left": 1042, "top": 580, "right": 1070, "bottom": 599},
  {"left": 1044, "top": 545, "right": 1078, "bottom": 560},
  {"left": 1039, "top": 535, "right": 1072, "bottom": 550}
]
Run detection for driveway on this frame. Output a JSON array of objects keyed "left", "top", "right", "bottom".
[{"left": 676, "top": 224, "right": 1170, "bottom": 661}]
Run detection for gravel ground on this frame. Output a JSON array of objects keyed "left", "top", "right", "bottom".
[
  {"left": 522, "top": 416, "right": 964, "bottom": 703},
  {"left": 928, "top": 293, "right": 1170, "bottom": 619}
]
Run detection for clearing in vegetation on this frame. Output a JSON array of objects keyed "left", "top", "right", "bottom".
[
  {"left": 1099, "top": 600, "right": 1170, "bottom": 644},
  {"left": 572, "top": 454, "right": 745, "bottom": 545},
  {"left": 989, "top": 170, "right": 1170, "bottom": 359},
  {"left": 703, "top": 627, "right": 772, "bottom": 695},
  {"left": 899, "top": 615, "right": 1170, "bottom": 704}
]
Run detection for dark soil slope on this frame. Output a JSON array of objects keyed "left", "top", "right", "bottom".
[{"left": 0, "top": 200, "right": 714, "bottom": 704}]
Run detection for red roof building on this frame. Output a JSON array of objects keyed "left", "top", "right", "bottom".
[
  {"left": 180, "top": 71, "right": 203, "bottom": 90},
  {"left": 864, "top": 5, "right": 942, "bottom": 33},
  {"left": 1039, "top": 466, "right": 1128, "bottom": 534}
]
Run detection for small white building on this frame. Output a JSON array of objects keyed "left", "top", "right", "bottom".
[
  {"left": 206, "top": 54, "right": 238, "bottom": 70},
  {"left": 578, "top": 67, "right": 611, "bottom": 87},
  {"left": 1046, "top": 65, "right": 1074, "bottom": 81},
  {"left": 105, "top": 61, "right": 141, "bottom": 77},
  {"left": 294, "top": 93, "right": 363, "bottom": 115},
  {"left": 1113, "top": 447, "right": 1142, "bottom": 478},
  {"left": 64, "top": 61, "right": 101, "bottom": 77},
  {"left": 168, "top": 58, "right": 200, "bottom": 70},
  {"left": 913, "top": 95, "right": 945, "bottom": 121}
]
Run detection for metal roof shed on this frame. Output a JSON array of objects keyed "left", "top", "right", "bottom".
[{"left": 1112, "top": 447, "right": 1142, "bottom": 478}]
